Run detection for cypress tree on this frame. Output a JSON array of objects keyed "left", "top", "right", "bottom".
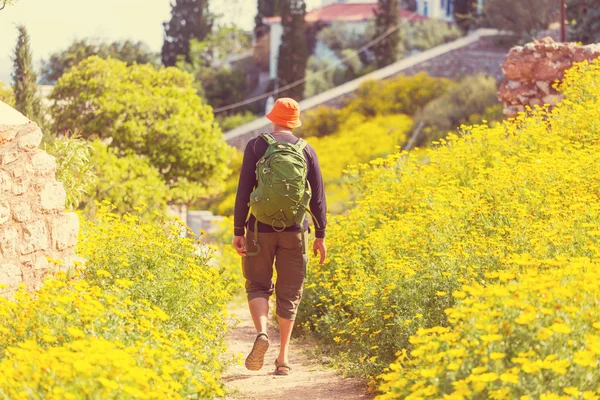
[
  {"left": 277, "top": 0, "right": 308, "bottom": 100},
  {"left": 11, "top": 25, "right": 41, "bottom": 121},
  {"left": 373, "top": 0, "right": 399, "bottom": 69},
  {"left": 255, "top": 0, "right": 280, "bottom": 39},
  {"left": 453, "top": 0, "right": 476, "bottom": 31},
  {"left": 162, "top": 0, "right": 212, "bottom": 67},
  {"left": 567, "top": 0, "right": 600, "bottom": 44}
]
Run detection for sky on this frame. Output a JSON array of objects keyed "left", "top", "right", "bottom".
[{"left": 0, "top": 0, "right": 323, "bottom": 85}]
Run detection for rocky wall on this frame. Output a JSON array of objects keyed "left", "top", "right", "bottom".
[
  {"left": 499, "top": 38, "right": 600, "bottom": 117},
  {"left": 0, "top": 102, "right": 79, "bottom": 297}
]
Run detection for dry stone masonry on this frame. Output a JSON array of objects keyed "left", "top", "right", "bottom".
[
  {"left": 0, "top": 101, "right": 79, "bottom": 297},
  {"left": 499, "top": 38, "right": 600, "bottom": 117}
]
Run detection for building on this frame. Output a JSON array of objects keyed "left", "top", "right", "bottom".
[{"left": 264, "top": 2, "right": 428, "bottom": 82}]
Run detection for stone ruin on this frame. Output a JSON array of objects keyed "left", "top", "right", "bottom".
[
  {"left": 499, "top": 37, "right": 600, "bottom": 117},
  {"left": 0, "top": 101, "right": 79, "bottom": 297}
]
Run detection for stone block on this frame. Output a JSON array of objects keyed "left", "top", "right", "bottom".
[
  {"left": 34, "top": 256, "right": 49, "bottom": 271},
  {"left": 17, "top": 125, "right": 43, "bottom": 150},
  {"left": 0, "top": 264, "right": 22, "bottom": 293},
  {"left": 0, "top": 226, "right": 19, "bottom": 258},
  {"left": 535, "top": 81, "right": 551, "bottom": 94},
  {"left": 31, "top": 151, "right": 57, "bottom": 176},
  {"left": 0, "top": 171, "right": 11, "bottom": 192},
  {"left": 0, "top": 126, "right": 19, "bottom": 145},
  {"left": 0, "top": 202, "right": 9, "bottom": 225},
  {"left": 11, "top": 177, "right": 28, "bottom": 196},
  {"left": 40, "top": 182, "right": 66, "bottom": 211},
  {"left": 21, "top": 219, "right": 49, "bottom": 255},
  {"left": 51, "top": 212, "right": 79, "bottom": 251},
  {"left": 12, "top": 202, "right": 33, "bottom": 222},
  {"left": 1, "top": 149, "right": 19, "bottom": 165}
]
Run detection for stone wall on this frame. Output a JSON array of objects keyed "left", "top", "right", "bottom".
[
  {"left": 0, "top": 102, "right": 79, "bottom": 296},
  {"left": 499, "top": 38, "right": 600, "bottom": 117}
]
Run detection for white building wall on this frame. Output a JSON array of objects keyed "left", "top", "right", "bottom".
[{"left": 269, "top": 22, "right": 284, "bottom": 80}]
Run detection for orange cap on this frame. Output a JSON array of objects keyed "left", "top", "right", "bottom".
[{"left": 266, "top": 98, "right": 302, "bottom": 129}]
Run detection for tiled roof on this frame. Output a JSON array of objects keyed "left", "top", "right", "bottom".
[{"left": 265, "top": 3, "right": 428, "bottom": 24}]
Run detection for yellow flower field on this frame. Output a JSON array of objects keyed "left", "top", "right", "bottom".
[
  {"left": 0, "top": 204, "right": 236, "bottom": 399},
  {"left": 296, "top": 57, "right": 600, "bottom": 397}
]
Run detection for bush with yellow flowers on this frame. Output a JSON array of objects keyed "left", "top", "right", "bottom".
[
  {"left": 0, "top": 204, "right": 236, "bottom": 399},
  {"left": 378, "top": 256, "right": 600, "bottom": 399},
  {"left": 307, "top": 114, "right": 413, "bottom": 213},
  {"left": 296, "top": 57, "right": 600, "bottom": 391}
]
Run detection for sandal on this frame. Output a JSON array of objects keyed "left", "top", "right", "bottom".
[
  {"left": 274, "top": 359, "right": 292, "bottom": 376},
  {"left": 245, "top": 333, "right": 270, "bottom": 371}
]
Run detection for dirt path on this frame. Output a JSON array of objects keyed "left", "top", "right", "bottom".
[{"left": 223, "top": 301, "right": 374, "bottom": 400}]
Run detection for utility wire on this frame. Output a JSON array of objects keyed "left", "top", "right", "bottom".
[{"left": 212, "top": 12, "right": 419, "bottom": 114}]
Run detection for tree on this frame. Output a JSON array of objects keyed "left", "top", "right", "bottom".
[
  {"left": 162, "top": 0, "right": 213, "bottom": 67},
  {"left": 373, "top": 0, "right": 400, "bottom": 68},
  {"left": 277, "top": 0, "right": 308, "bottom": 100},
  {"left": 567, "top": 0, "right": 600, "bottom": 44},
  {"left": 255, "top": 0, "right": 280, "bottom": 39},
  {"left": 49, "top": 57, "right": 231, "bottom": 205},
  {"left": 177, "top": 27, "right": 252, "bottom": 109},
  {"left": 11, "top": 25, "right": 41, "bottom": 121},
  {"left": 483, "top": 0, "right": 559, "bottom": 39},
  {"left": 41, "top": 39, "right": 160, "bottom": 83},
  {"left": 0, "top": 0, "right": 18, "bottom": 11},
  {"left": 453, "top": 0, "right": 477, "bottom": 31}
]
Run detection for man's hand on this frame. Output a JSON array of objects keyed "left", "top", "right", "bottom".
[
  {"left": 233, "top": 236, "right": 247, "bottom": 257},
  {"left": 313, "top": 238, "right": 327, "bottom": 265}
]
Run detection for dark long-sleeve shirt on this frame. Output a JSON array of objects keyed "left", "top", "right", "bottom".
[{"left": 234, "top": 133, "right": 327, "bottom": 239}]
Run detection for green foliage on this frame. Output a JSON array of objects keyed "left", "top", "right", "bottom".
[
  {"left": 399, "top": 20, "right": 464, "bottom": 56},
  {"left": 49, "top": 57, "right": 231, "bottom": 205},
  {"left": 296, "top": 106, "right": 344, "bottom": 138},
  {"left": 417, "top": 74, "right": 500, "bottom": 143},
  {"left": 453, "top": 0, "right": 478, "bottom": 31},
  {"left": 216, "top": 111, "right": 257, "bottom": 131},
  {"left": 278, "top": 0, "right": 309, "bottom": 100},
  {"left": 82, "top": 141, "right": 169, "bottom": 217},
  {"left": 0, "top": 82, "right": 14, "bottom": 106},
  {"left": 256, "top": 0, "right": 281, "bottom": 38},
  {"left": 41, "top": 39, "right": 159, "bottom": 83},
  {"left": 345, "top": 72, "right": 452, "bottom": 117},
  {"left": 374, "top": 0, "right": 399, "bottom": 68},
  {"left": 483, "top": 0, "right": 558, "bottom": 40},
  {"left": 178, "top": 27, "right": 252, "bottom": 108},
  {"left": 162, "top": 0, "right": 213, "bottom": 67},
  {"left": 567, "top": 0, "right": 600, "bottom": 44},
  {"left": 318, "top": 21, "right": 375, "bottom": 54},
  {"left": 195, "top": 150, "right": 243, "bottom": 217},
  {"left": 11, "top": 25, "right": 41, "bottom": 121},
  {"left": 44, "top": 135, "right": 96, "bottom": 210}
]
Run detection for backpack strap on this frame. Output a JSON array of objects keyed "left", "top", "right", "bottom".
[
  {"left": 261, "top": 133, "right": 277, "bottom": 145},
  {"left": 295, "top": 138, "right": 308, "bottom": 151}
]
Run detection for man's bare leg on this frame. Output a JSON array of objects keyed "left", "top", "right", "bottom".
[
  {"left": 249, "top": 297, "right": 269, "bottom": 334},
  {"left": 276, "top": 316, "right": 294, "bottom": 372}
]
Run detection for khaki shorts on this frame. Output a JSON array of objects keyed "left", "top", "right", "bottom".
[{"left": 242, "top": 230, "right": 309, "bottom": 320}]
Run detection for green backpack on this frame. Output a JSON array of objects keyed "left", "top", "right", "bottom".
[{"left": 246, "top": 133, "right": 318, "bottom": 256}]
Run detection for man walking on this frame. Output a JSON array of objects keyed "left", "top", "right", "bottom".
[{"left": 233, "top": 98, "right": 327, "bottom": 376}]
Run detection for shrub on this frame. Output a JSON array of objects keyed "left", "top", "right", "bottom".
[
  {"left": 44, "top": 134, "right": 96, "bottom": 210},
  {"left": 344, "top": 72, "right": 451, "bottom": 117},
  {"left": 378, "top": 258, "right": 600, "bottom": 399},
  {"left": 0, "top": 82, "right": 15, "bottom": 107},
  {"left": 295, "top": 58, "right": 600, "bottom": 386},
  {"left": 296, "top": 106, "right": 345, "bottom": 138},
  {"left": 217, "top": 111, "right": 257, "bottom": 132},
  {"left": 417, "top": 74, "right": 500, "bottom": 143},
  {"left": 49, "top": 57, "right": 231, "bottom": 205},
  {"left": 82, "top": 141, "right": 169, "bottom": 217},
  {"left": 0, "top": 204, "right": 237, "bottom": 398},
  {"left": 398, "top": 20, "right": 464, "bottom": 56},
  {"left": 307, "top": 114, "right": 413, "bottom": 213}
]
